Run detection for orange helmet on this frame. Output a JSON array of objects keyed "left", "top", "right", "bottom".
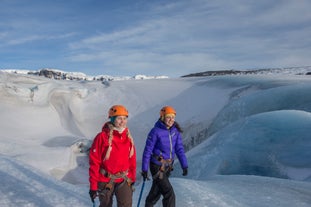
[
  {"left": 160, "top": 106, "right": 176, "bottom": 117},
  {"left": 108, "top": 105, "right": 129, "bottom": 118}
]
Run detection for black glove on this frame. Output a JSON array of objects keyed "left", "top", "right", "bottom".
[
  {"left": 89, "top": 190, "right": 97, "bottom": 203},
  {"left": 141, "top": 171, "right": 148, "bottom": 181},
  {"left": 182, "top": 168, "right": 188, "bottom": 176}
]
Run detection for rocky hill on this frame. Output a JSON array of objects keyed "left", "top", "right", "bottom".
[
  {"left": 181, "top": 66, "right": 311, "bottom": 77},
  {"left": 1, "top": 68, "right": 169, "bottom": 81},
  {"left": 2, "top": 66, "right": 311, "bottom": 81}
]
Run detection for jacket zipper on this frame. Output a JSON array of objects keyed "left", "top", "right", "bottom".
[{"left": 168, "top": 131, "right": 173, "bottom": 159}]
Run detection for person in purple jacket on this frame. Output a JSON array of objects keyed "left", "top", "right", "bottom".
[{"left": 141, "top": 106, "right": 188, "bottom": 207}]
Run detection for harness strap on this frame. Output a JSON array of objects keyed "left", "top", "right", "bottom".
[
  {"left": 152, "top": 155, "right": 173, "bottom": 179},
  {"left": 100, "top": 168, "right": 132, "bottom": 190}
]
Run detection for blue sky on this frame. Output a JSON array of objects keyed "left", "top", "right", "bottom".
[{"left": 1, "top": 0, "right": 311, "bottom": 77}]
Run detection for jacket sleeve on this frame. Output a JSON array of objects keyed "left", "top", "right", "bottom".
[
  {"left": 175, "top": 132, "right": 188, "bottom": 169},
  {"left": 141, "top": 128, "right": 157, "bottom": 172},
  {"left": 89, "top": 132, "right": 105, "bottom": 190}
]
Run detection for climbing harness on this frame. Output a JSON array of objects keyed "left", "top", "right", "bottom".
[
  {"left": 99, "top": 168, "right": 132, "bottom": 192},
  {"left": 153, "top": 155, "right": 173, "bottom": 179}
]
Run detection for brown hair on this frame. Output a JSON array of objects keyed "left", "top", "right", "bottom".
[{"left": 174, "top": 121, "right": 183, "bottom": 133}]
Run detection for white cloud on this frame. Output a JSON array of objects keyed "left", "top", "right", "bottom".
[{"left": 6, "top": 33, "right": 77, "bottom": 45}]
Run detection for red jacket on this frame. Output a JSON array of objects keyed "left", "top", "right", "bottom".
[{"left": 89, "top": 122, "right": 136, "bottom": 190}]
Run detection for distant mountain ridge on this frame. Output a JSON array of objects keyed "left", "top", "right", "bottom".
[
  {"left": 0, "top": 68, "right": 169, "bottom": 81},
  {"left": 1, "top": 66, "right": 311, "bottom": 81},
  {"left": 181, "top": 66, "right": 311, "bottom": 77}
]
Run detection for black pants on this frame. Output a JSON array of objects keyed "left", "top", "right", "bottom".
[{"left": 145, "top": 162, "right": 175, "bottom": 207}]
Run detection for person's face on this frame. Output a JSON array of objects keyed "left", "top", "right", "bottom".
[
  {"left": 114, "top": 116, "right": 128, "bottom": 128},
  {"left": 164, "top": 114, "right": 175, "bottom": 128}
]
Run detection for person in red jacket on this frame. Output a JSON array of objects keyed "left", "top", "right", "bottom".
[{"left": 89, "top": 105, "right": 136, "bottom": 207}]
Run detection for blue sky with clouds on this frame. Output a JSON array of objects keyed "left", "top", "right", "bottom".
[{"left": 1, "top": 0, "right": 311, "bottom": 77}]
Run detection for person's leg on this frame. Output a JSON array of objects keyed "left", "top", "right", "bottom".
[
  {"left": 157, "top": 175, "right": 175, "bottom": 207},
  {"left": 148, "top": 162, "right": 175, "bottom": 207},
  {"left": 115, "top": 181, "right": 133, "bottom": 207},
  {"left": 98, "top": 182, "right": 114, "bottom": 207},
  {"left": 145, "top": 180, "right": 161, "bottom": 207},
  {"left": 145, "top": 163, "right": 163, "bottom": 207}
]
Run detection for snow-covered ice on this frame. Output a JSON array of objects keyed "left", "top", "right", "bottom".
[{"left": 0, "top": 71, "right": 310, "bottom": 206}]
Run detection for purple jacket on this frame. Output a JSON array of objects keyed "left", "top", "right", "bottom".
[{"left": 142, "top": 119, "right": 188, "bottom": 172}]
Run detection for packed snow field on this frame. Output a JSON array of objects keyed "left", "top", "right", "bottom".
[{"left": 0, "top": 70, "right": 311, "bottom": 206}]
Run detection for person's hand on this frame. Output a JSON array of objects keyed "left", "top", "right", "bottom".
[
  {"left": 89, "top": 190, "right": 97, "bottom": 203},
  {"left": 182, "top": 168, "right": 188, "bottom": 176},
  {"left": 141, "top": 171, "right": 148, "bottom": 181}
]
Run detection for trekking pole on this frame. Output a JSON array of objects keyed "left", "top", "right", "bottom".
[
  {"left": 137, "top": 180, "right": 145, "bottom": 207},
  {"left": 92, "top": 193, "right": 97, "bottom": 207}
]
